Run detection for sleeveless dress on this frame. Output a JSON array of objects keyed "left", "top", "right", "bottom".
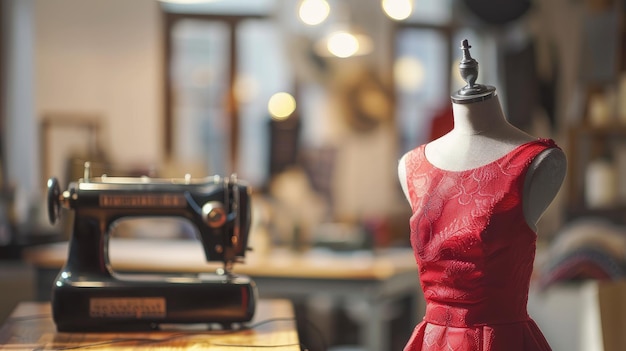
[{"left": 403, "top": 138, "right": 557, "bottom": 351}]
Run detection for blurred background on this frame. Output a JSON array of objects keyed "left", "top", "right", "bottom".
[{"left": 1, "top": 0, "right": 626, "bottom": 350}]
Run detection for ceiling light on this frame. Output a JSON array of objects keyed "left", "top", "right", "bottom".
[
  {"left": 382, "top": 0, "right": 413, "bottom": 21},
  {"left": 158, "top": 0, "right": 216, "bottom": 4},
  {"left": 268, "top": 92, "right": 297, "bottom": 120},
  {"left": 315, "top": 29, "right": 373, "bottom": 58},
  {"left": 298, "top": 0, "right": 330, "bottom": 26}
]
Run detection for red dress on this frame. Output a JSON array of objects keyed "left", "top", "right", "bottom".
[{"left": 403, "top": 139, "right": 556, "bottom": 351}]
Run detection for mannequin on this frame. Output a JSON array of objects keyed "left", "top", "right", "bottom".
[
  {"left": 399, "top": 40, "right": 566, "bottom": 229},
  {"left": 398, "top": 40, "right": 566, "bottom": 351}
]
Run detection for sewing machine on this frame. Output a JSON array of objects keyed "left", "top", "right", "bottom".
[{"left": 46, "top": 163, "right": 257, "bottom": 332}]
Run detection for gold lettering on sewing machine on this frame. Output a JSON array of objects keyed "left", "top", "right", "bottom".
[
  {"left": 99, "top": 194, "right": 187, "bottom": 208},
  {"left": 90, "top": 297, "right": 166, "bottom": 318}
]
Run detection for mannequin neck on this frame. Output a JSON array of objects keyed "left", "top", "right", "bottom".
[{"left": 450, "top": 95, "right": 509, "bottom": 136}]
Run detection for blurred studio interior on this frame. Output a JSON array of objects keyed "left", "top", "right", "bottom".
[{"left": 1, "top": 0, "right": 626, "bottom": 350}]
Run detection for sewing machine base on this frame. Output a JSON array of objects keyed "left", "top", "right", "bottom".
[{"left": 51, "top": 272, "right": 257, "bottom": 332}]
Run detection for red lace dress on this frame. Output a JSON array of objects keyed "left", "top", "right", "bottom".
[{"left": 403, "top": 139, "right": 556, "bottom": 351}]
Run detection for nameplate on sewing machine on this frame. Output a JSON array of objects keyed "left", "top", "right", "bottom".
[
  {"left": 89, "top": 297, "right": 166, "bottom": 318},
  {"left": 99, "top": 194, "right": 187, "bottom": 208}
]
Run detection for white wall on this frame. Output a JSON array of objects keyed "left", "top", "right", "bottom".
[{"left": 34, "top": 0, "right": 164, "bottom": 181}]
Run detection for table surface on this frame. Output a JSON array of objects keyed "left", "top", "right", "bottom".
[
  {"left": 23, "top": 238, "right": 418, "bottom": 280},
  {"left": 0, "top": 300, "right": 300, "bottom": 351},
  {"left": 22, "top": 239, "right": 422, "bottom": 351}
]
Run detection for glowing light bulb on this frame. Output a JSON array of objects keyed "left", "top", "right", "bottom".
[
  {"left": 159, "top": 0, "right": 214, "bottom": 4},
  {"left": 268, "top": 92, "right": 297, "bottom": 120},
  {"left": 299, "top": 0, "right": 330, "bottom": 26},
  {"left": 327, "top": 31, "right": 359, "bottom": 58},
  {"left": 382, "top": 0, "right": 413, "bottom": 21}
]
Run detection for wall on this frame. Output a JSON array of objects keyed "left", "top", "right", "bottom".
[
  {"left": 34, "top": 0, "right": 164, "bottom": 182},
  {"left": 32, "top": 0, "right": 405, "bottom": 226}
]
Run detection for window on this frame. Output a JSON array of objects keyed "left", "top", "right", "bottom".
[{"left": 163, "top": 2, "right": 294, "bottom": 186}]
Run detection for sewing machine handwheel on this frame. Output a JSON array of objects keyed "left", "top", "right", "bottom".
[{"left": 47, "top": 177, "right": 61, "bottom": 224}]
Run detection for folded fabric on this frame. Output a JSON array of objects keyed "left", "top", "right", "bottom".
[{"left": 538, "top": 246, "right": 625, "bottom": 289}]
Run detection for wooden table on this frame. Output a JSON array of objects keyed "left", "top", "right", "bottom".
[
  {"left": 0, "top": 299, "right": 300, "bottom": 350},
  {"left": 23, "top": 239, "right": 423, "bottom": 351}
]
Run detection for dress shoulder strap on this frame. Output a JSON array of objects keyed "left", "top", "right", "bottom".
[{"left": 498, "top": 138, "right": 560, "bottom": 176}]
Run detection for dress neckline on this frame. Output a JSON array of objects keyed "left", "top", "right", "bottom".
[{"left": 422, "top": 138, "right": 552, "bottom": 173}]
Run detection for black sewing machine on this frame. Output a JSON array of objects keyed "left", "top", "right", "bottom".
[{"left": 46, "top": 163, "right": 257, "bottom": 332}]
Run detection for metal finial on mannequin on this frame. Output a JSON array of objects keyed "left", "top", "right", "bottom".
[{"left": 451, "top": 39, "right": 495, "bottom": 104}]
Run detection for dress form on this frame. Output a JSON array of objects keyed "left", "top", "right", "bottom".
[{"left": 399, "top": 40, "right": 566, "bottom": 229}]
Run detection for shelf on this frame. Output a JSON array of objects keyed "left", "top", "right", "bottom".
[
  {"left": 566, "top": 124, "right": 626, "bottom": 222},
  {"left": 565, "top": 205, "right": 626, "bottom": 225}
]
